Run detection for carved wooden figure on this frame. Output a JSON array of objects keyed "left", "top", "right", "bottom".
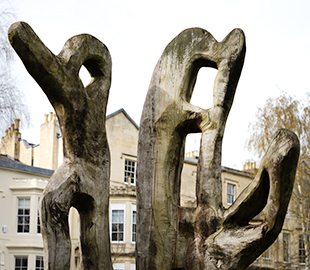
[
  {"left": 8, "top": 22, "right": 113, "bottom": 270},
  {"left": 136, "top": 28, "right": 300, "bottom": 270}
]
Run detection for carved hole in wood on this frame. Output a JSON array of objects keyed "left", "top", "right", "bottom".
[
  {"left": 78, "top": 57, "right": 106, "bottom": 90},
  {"left": 70, "top": 192, "right": 95, "bottom": 214},
  {"left": 79, "top": 65, "right": 92, "bottom": 87},
  {"left": 83, "top": 57, "right": 105, "bottom": 78},
  {"left": 189, "top": 67, "right": 217, "bottom": 111}
]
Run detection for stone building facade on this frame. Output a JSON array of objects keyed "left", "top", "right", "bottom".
[
  {"left": 0, "top": 155, "right": 53, "bottom": 269},
  {"left": 0, "top": 109, "right": 308, "bottom": 270}
]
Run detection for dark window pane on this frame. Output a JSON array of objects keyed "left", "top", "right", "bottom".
[
  {"left": 18, "top": 225, "right": 23, "bottom": 232},
  {"left": 22, "top": 258, "right": 27, "bottom": 266},
  {"left": 16, "top": 258, "right": 21, "bottom": 266}
]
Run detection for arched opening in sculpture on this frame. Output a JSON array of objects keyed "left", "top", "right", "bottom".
[
  {"left": 182, "top": 67, "right": 218, "bottom": 208},
  {"left": 189, "top": 67, "right": 216, "bottom": 109},
  {"left": 68, "top": 193, "right": 96, "bottom": 269},
  {"left": 185, "top": 67, "right": 217, "bottom": 155},
  {"left": 79, "top": 65, "right": 92, "bottom": 87},
  {"left": 68, "top": 207, "right": 81, "bottom": 268}
]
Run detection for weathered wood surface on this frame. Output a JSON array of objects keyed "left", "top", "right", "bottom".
[
  {"left": 9, "top": 22, "right": 113, "bottom": 270},
  {"left": 136, "top": 28, "right": 300, "bottom": 270}
]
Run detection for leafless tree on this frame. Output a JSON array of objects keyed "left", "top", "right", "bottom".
[
  {"left": 247, "top": 91, "right": 310, "bottom": 269},
  {"left": 0, "top": 1, "right": 29, "bottom": 134}
]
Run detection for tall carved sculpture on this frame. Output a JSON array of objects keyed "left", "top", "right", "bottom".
[
  {"left": 8, "top": 21, "right": 299, "bottom": 270},
  {"left": 8, "top": 22, "right": 113, "bottom": 269},
  {"left": 136, "top": 28, "right": 300, "bottom": 270}
]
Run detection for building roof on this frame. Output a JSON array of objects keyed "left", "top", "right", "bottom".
[
  {"left": 106, "top": 108, "right": 139, "bottom": 130},
  {"left": 20, "top": 138, "right": 38, "bottom": 148},
  {"left": 184, "top": 156, "right": 254, "bottom": 179},
  {"left": 184, "top": 156, "right": 198, "bottom": 164},
  {"left": 222, "top": 166, "right": 255, "bottom": 178},
  {"left": 0, "top": 154, "right": 54, "bottom": 177}
]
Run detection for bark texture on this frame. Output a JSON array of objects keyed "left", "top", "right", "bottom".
[
  {"left": 8, "top": 22, "right": 113, "bottom": 270},
  {"left": 136, "top": 28, "right": 300, "bottom": 270}
]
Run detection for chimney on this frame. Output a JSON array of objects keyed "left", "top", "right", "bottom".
[
  {"left": 185, "top": 150, "right": 199, "bottom": 159},
  {"left": 39, "top": 112, "right": 61, "bottom": 170},
  {"left": 0, "top": 120, "right": 21, "bottom": 159},
  {"left": 242, "top": 161, "right": 258, "bottom": 176},
  {"left": 14, "top": 118, "right": 20, "bottom": 131}
]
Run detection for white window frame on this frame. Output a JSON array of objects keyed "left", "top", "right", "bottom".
[
  {"left": 131, "top": 263, "right": 136, "bottom": 270},
  {"left": 262, "top": 247, "right": 270, "bottom": 260},
  {"left": 35, "top": 256, "right": 44, "bottom": 270},
  {"left": 113, "top": 262, "right": 125, "bottom": 270},
  {"left": 227, "top": 183, "right": 235, "bottom": 205},
  {"left": 124, "top": 159, "right": 136, "bottom": 185},
  {"left": 14, "top": 256, "right": 28, "bottom": 270},
  {"left": 283, "top": 232, "right": 290, "bottom": 263},
  {"left": 37, "top": 198, "right": 41, "bottom": 234},
  {"left": 0, "top": 250, "right": 5, "bottom": 270},
  {"left": 131, "top": 204, "right": 137, "bottom": 243},
  {"left": 17, "top": 198, "right": 31, "bottom": 234},
  {"left": 110, "top": 204, "right": 126, "bottom": 243},
  {"left": 299, "top": 234, "right": 306, "bottom": 264}
]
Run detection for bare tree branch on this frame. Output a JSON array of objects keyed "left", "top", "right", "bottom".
[
  {"left": 247, "top": 91, "right": 310, "bottom": 268},
  {"left": 0, "top": 1, "right": 29, "bottom": 134}
]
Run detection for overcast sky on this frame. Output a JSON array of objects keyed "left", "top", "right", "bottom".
[{"left": 4, "top": 0, "right": 310, "bottom": 169}]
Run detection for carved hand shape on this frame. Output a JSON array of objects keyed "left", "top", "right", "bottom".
[
  {"left": 136, "top": 28, "right": 299, "bottom": 270},
  {"left": 8, "top": 22, "right": 113, "bottom": 270}
]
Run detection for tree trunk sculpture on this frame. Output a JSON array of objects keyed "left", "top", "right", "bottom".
[
  {"left": 136, "top": 28, "right": 300, "bottom": 270},
  {"left": 8, "top": 22, "right": 113, "bottom": 270}
]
